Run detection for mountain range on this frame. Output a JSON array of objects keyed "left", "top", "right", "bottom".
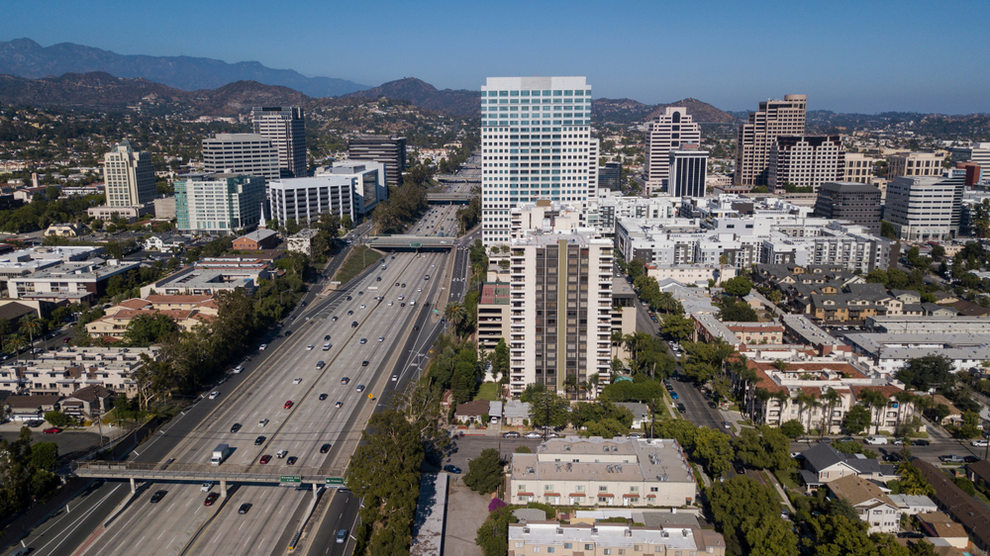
[{"left": 0, "top": 38, "right": 366, "bottom": 98}]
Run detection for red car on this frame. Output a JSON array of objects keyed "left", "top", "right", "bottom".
[
  {"left": 283, "top": 400, "right": 293, "bottom": 409},
  {"left": 259, "top": 454, "right": 272, "bottom": 464},
  {"left": 204, "top": 492, "right": 219, "bottom": 506},
  {"left": 43, "top": 427, "right": 63, "bottom": 434}
]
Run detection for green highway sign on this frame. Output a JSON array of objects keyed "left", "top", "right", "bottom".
[
  {"left": 410, "top": 242, "right": 422, "bottom": 248},
  {"left": 280, "top": 475, "right": 302, "bottom": 483},
  {"left": 325, "top": 477, "right": 345, "bottom": 485}
]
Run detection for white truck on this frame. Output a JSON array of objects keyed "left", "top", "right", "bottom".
[
  {"left": 211, "top": 443, "right": 230, "bottom": 465},
  {"left": 864, "top": 436, "right": 888, "bottom": 445}
]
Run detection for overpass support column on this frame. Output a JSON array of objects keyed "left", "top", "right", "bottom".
[
  {"left": 129, "top": 477, "right": 136, "bottom": 494},
  {"left": 220, "top": 479, "right": 227, "bottom": 498},
  {"left": 313, "top": 483, "right": 318, "bottom": 501}
]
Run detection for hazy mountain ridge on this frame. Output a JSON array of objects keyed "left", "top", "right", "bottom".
[{"left": 0, "top": 38, "right": 367, "bottom": 98}]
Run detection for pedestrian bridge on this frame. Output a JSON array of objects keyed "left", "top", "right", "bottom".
[
  {"left": 365, "top": 235, "right": 456, "bottom": 250},
  {"left": 425, "top": 192, "right": 474, "bottom": 204},
  {"left": 73, "top": 461, "right": 347, "bottom": 496}
]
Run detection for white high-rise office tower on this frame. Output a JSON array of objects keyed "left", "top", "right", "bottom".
[
  {"left": 103, "top": 140, "right": 156, "bottom": 207},
  {"left": 481, "top": 77, "right": 594, "bottom": 246},
  {"left": 644, "top": 107, "right": 701, "bottom": 195},
  {"left": 251, "top": 107, "right": 307, "bottom": 178}
]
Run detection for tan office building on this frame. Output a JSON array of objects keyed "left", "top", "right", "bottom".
[
  {"left": 644, "top": 107, "right": 701, "bottom": 195},
  {"left": 842, "top": 152, "right": 881, "bottom": 183},
  {"left": 768, "top": 135, "right": 842, "bottom": 191},
  {"left": 734, "top": 94, "right": 807, "bottom": 191},
  {"left": 887, "top": 151, "right": 946, "bottom": 179}
]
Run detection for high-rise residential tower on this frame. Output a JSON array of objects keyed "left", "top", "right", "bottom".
[
  {"left": 644, "top": 107, "right": 701, "bottom": 195},
  {"left": 507, "top": 232, "right": 613, "bottom": 397},
  {"left": 481, "top": 76, "right": 594, "bottom": 246},
  {"left": 768, "top": 135, "right": 842, "bottom": 192},
  {"left": 202, "top": 133, "right": 279, "bottom": 181},
  {"left": 734, "top": 94, "right": 807, "bottom": 191},
  {"left": 103, "top": 140, "right": 156, "bottom": 207},
  {"left": 347, "top": 135, "right": 406, "bottom": 187},
  {"left": 175, "top": 173, "right": 265, "bottom": 232},
  {"left": 251, "top": 106, "right": 307, "bottom": 178}
]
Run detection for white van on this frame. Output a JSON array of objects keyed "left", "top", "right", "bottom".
[{"left": 864, "top": 436, "right": 888, "bottom": 445}]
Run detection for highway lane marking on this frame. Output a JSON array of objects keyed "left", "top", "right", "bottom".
[{"left": 33, "top": 483, "right": 123, "bottom": 556}]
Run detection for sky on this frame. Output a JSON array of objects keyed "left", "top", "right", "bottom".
[{"left": 3, "top": 0, "right": 989, "bottom": 114}]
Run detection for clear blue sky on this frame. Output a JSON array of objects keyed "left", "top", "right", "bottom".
[{"left": 3, "top": 0, "right": 989, "bottom": 113}]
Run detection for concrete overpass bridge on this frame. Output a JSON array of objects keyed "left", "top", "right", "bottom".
[
  {"left": 365, "top": 235, "right": 457, "bottom": 250},
  {"left": 426, "top": 191, "right": 474, "bottom": 204},
  {"left": 73, "top": 460, "right": 347, "bottom": 498}
]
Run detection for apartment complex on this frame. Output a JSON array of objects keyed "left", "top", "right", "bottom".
[
  {"left": 201, "top": 133, "right": 279, "bottom": 181},
  {"left": 7, "top": 258, "right": 140, "bottom": 303},
  {"left": 508, "top": 437, "right": 696, "bottom": 507},
  {"left": 887, "top": 151, "right": 946, "bottom": 179},
  {"left": 86, "top": 294, "right": 217, "bottom": 340},
  {"left": 884, "top": 175, "right": 964, "bottom": 241},
  {"left": 507, "top": 522, "right": 726, "bottom": 556},
  {"left": 734, "top": 94, "right": 807, "bottom": 191},
  {"left": 768, "top": 135, "right": 842, "bottom": 191},
  {"left": 477, "top": 282, "right": 511, "bottom": 351},
  {"left": 813, "top": 182, "right": 883, "bottom": 235},
  {"left": 507, "top": 233, "right": 612, "bottom": 396},
  {"left": 175, "top": 173, "right": 266, "bottom": 232},
  {"left": 102, "top": 140, "right": 156, "bottom": 207},
  {"left": 251, "top": 106, "right": 307, "bottom": 178},
  {"left": 668, "top": 148, "right": 708, "bottom": 198},
  {"left": 481, "top": 76, "right": 594, "bottom": 246},
  {"left": 346, "top": 135, "right": 406, "bottom": 187},
  {"left": 0, "top": 347, "right": 159, "bottom": 397},
  {"left": 644, "top": 107, "right": 701, "bottom": 195}
]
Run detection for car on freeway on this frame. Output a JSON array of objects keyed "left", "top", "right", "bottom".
[
  {"left": 306, "top": 344, "right": 314, "bottom": 351},
  {"left": 287, "top": 456, "right": 298, "bottom": 465},
  {"left": 341, "top": 376, "right": 350, "bottom": 384},
  {"left": 284, "top": 400, "right": 293, "bottom": 409},
  {"left": 201, "top": 482, "right": 214, "bottom": 492},
  {"left": 347, "top": 310, "right": 354, "bottom": 315},
  {"left": 150, "top": 490, "right": 168, "bottom": 503},
  {"left": 417, "top": 288, "right": 422, "bottom": 292},
  {"left": 335, "top": 401, "right": 343, "bottom": 408},
  {"left": 395, "top": 282, "right": 400, "bottom": 287},
  {"left": 259, "top": 344, "right": 267, "bottom": 351},
  {"left": 204, "top": 492, "right": 219, "bottom": 506},
  {"left": 359, "top": 338, "right": 367, "bottom": 344},
  {"left": 259, "top": 455, "right": 272, "bottom": 464},
  {"left": 443, "top": 465, "right": 462, "bottom": 474},
  {"left": 503, "top": 431, "right": 520, "bottom": 438},
  {"left": 238, "top": 503, "right": 252, "bottom": 514},
  {"left": 43, "top": 427, "right": 62, "bottom": 434},
  {"left": 320, "top": 443, "right": 332, "bottom": 453},
  {"left": 331, "top": 316, "right": 338, "bottom": 322},
  {"left": 378, "top": 335, "right": 385, "bottom": 342},
  {"left": 391, "top": 374, "right": 398, "bottom": 382},
  {"left": 254, "top": 436, "right": 266, "bottom": 445},
  {"left": 524, "top": 431, "right": 542, "bottom": 439},
  {"left": 356, "top": 384, "right": 366, "bottom": 392},
  {"left": 319, "top": 393, "right": 328, "bottom": 401},
  {"left": 346, "top": 296, "right": 352, "bottom": 301},
  {"left": 230, "top": 423, "right": 241, "bottom": 433},
  {"left": 362, "top": 360, "right": 369, "bottom": 367},
  {"left": 276, "top": 449, "right": 288, "bottom": 458},
  {"left": 258, "top": 418, "right": 269, "bottom": 427},
  {"left": 360, "top": 304, "right": 366, "bottom": 309},
  {"left": 351, "top": 321, "right": 358, "bottom": 327},
  {"left": 208, "top": 391, "right": 220, "bottom": 400},
  {"left": 400, "top": 302, "right": 406, "bottom": 307},
  {"left": 336, "top": 529, "right": 348, "bottom": 544},
  {"left": 322, "top": 343, "right": 331, "bottom": 351},
  {"left": 972, "top": 439, "right": 989, "bottom": 448}
]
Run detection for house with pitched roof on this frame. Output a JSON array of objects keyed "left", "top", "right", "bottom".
[
  {"left": 798, "top": 443, "right": 898, "bottom": 491},
  {"left": 827, "top": 475, "right": 901, "bottom": 533}
]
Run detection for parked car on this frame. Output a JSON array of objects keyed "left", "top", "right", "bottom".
[
  {"left": 503, "top": 431, "right": 521, "bottom": 438},
  {"left": 938, "top": 454, "right": 964, "bottom": 464},
  {"left": 443, "top": 465, "right": 462, "bottom": 474},
  {"left": 208, "top": 391, "right": 220, "bottom": 400},
  {"left": 43, "top": 427, "right": 62, "bottom": 434},
  {"left": 258, "top": 344, "right": 267, "bottom": 351},
  {"left": 865, "top": 436, "right": 888, "bottom": 445},
  {"left": 911, "top": 439, "right": 930, "bottom": 446},
  {"left": 971, "top": 439, "right": 989, "bottom": 448},
  {"left": 524, "top": 431, "right": 542, "bottom": 439}
]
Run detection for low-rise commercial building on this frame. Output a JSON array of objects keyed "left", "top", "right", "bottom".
[
  {"left": 507, "top": 521, "right": 726, "bottom": 556},
  {"left": 7, "top": 258, "right": 141, "bottom": 303},
  {"left": 139, "top": 264, "right": 270, "bottom": 297},
  {"left": 508, "top": 437, "right": 696, "bottom": 508},
  {"left": 232, "top": 228, "right": 279, "bottom": 251},
  {"left": 844, "top": 332, "right": 990, "bottom": 375}
]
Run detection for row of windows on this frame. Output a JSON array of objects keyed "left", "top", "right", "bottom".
[{"left": 483, "top": 89, "right": 589, "bottom": 97}]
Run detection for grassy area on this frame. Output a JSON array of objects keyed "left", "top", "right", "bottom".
[
  {"left": 475, "top": 382, "right": 499, "bottom": 401},
  {"left": 333, "top": 245, "right": 383, "bottom": 285}
]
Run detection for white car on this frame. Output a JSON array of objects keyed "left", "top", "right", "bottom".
[
  {"left": 201, "top": 482, "right": 214, "bottom": 492},
  {"left": 259, "top": 344, "right": 267, "bottom": 351},
  {"left": 208, "top": 391, "right": 220, "bottom": 400},
  {"left": 232, "top": 364, "right": 244, "bottom": 374},
  {"left": 972, "top": 439, "right": 989, "bottom": 448},
  {"left": 391, "top": 374, "right": 398, "bottom": 382},
  {"left": 292, "top": 377, "right": 302, "bottom": 384},
  {"left": 258, "top": 418, "right": 269, "bottom": 427},
  {"left": 378, "top": 336, "right": 384, "bottom": 342},
  {"left": 306, "top": 344, "right": 315, "bottom": 351},
  {"left": 524, "top": 431, "right": 542, "bottom": 439}
]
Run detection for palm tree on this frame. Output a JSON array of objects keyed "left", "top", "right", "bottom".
[
  {"left": 792, "top": 390, "right": 816, "bottom": 433},
  {"left": 893, "top": 391, "right": 916, "bottom": 437},
  {"left": 859, "top": 389, "right": 888, "bottom": 435},
  {"left": 772, "top": 391, "right": 790, "bottom": 426},
  {"left": 610, "top": 330, "right": 623, "bottom": 359},
  {"left": 820, "top": 388, "right": 841, "bottom": 438},
  {"left": 19, "top": 315, "right": 43, "bottom": 356}
]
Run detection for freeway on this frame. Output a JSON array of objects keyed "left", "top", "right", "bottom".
[{"left": 74, "top": 250, "right": 448, "bottom": 556}]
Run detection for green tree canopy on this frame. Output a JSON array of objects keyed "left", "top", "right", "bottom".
[{"left": 463, "top": 448, "right": 504, "bottom": 495}]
